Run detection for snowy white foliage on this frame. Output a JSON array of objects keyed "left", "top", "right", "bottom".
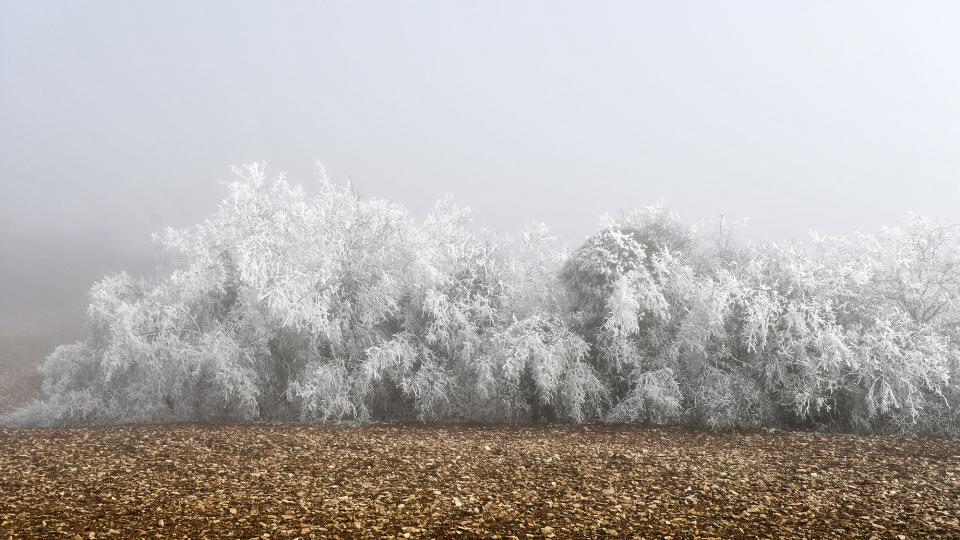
[{"left": 6, "top": 165, "right": 960, "bottom": 436}]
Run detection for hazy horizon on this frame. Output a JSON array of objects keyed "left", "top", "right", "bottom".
[{"left": 4, "top": 1, "right": 960, "bottom": 340}]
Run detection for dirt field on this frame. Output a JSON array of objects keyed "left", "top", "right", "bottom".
[{"left": 1, "top": 424, "right": 958, "bottom": 539}]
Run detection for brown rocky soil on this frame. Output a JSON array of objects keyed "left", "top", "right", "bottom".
[{"left": 1, "top": 424, "right": 959, "bottom": 539}]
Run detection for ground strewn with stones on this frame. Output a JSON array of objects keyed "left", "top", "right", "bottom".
[{"left": 1, "top": 424, "right": 959, "bottom": 539}]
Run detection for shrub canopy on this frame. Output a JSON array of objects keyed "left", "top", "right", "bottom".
[{"left": 7, "top": 165, "right": 960, "bottom": 436}]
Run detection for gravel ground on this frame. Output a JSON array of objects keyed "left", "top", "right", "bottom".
[{"left": 1, "top": 424, "right": 959, "bottom": 539}]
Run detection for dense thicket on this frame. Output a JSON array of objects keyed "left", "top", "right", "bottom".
[{"left": 6, "top": 165, "right": 960, "bottom": 435}]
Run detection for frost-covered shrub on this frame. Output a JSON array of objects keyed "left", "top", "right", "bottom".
[
  {"left": 732, "top": 235, "right": 960, "bottom": 434},
  {"left": 486, "top": 315, "right": 605, "bottom": 422},
  {"left": 606, "top": 367, "right": 683, "bottom": 424},
  {"left": 5, "top": 164, "right": 960, "bottom": 436},
  {"left": 560, "top": 205, "right": 960, "bottom": 435},
  {"left": 687, "top": 366, "right": 772, "bottom": 429},
  {"left": 561, "top": 208, "right": 700, "bottom": 423},
  {"left": 6, "top": 164, "right": 603, "bottom": 426}
]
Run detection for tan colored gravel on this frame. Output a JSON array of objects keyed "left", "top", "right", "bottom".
[{"left": 1, "top": 424, "right": 959, "bottom": 538}]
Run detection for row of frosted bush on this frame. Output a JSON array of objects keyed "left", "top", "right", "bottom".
[{"left": 6, "top": 163, "right": 960, "bottom": 436}]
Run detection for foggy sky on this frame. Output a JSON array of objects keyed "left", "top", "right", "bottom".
[{"left": 3, "top": 1, "right": 960, "bottom": 340}]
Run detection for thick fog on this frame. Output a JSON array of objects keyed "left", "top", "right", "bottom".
[{"left": 3, "top": 0, "right": 960, "bottom": 342}]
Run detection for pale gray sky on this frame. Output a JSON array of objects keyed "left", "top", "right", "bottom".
[{"left": 3, "top": 1, "right": 960, "bottom": 338}]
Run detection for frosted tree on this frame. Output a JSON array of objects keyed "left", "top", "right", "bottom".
[
  {"left": 737, "top": 233, "right": 960, "bottom": 434},
  {"left": 560, "top": 207, "right": 696, "bottom": 424},
  {"left": 5, "top": 164, "right": 607, "bottom": 426}
]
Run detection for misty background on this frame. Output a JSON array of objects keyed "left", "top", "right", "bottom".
[{"left": 2, "top": 1, "right": 960, "bottom": 375}]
